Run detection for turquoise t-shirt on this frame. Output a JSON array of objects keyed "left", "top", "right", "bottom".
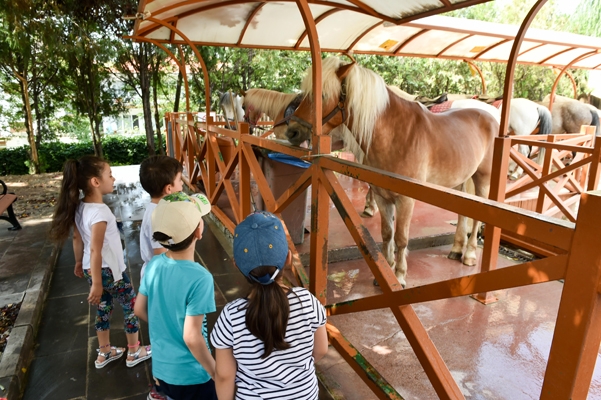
[{"left": 139, "top": 253, "right": 216, "bottom": 385}]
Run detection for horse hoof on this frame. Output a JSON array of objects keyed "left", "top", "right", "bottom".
[
  {"left": 463, "top": 257, "right": 477, "bottom": 266},
  {"left": 448, "top": 251, "right": 462, "bottom": 261}
]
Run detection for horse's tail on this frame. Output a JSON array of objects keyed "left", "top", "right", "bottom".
[
  {"left": 590, "top": 109, "right": 600, "bottom": 136},
  {"left": 537, "top": 106, "right": 552, "bottom": 135}
]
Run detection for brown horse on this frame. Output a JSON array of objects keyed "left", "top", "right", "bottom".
[{"left": 285, "top": 57, "right": 499, "bottom": 287}]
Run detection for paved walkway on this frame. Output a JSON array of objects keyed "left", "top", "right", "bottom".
[
  {"left": 19, "top": 166, "right": 342, "bottom": 400},
  {"left": 0, "top": 217, "right": 57, "bottom": 400}
]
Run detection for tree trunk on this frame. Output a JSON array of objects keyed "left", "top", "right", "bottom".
[
  {"left": 89, "top": 117, "right": 103, "bottom": 159},
  {"left": 33, "top": 87, "right": 42, "bottom": 148},
  {"left": 140, "top": 45, "right": 155, "bottom": 156},
  {"left": 142, "top": 88, "right": 155, "bottom": 156},
  {"left": 152, "top": 62, "right": 165, "bottom": 155},
  {"left": 174, "top": 71, "right": 182, "bottom": 112},
  {"left": 18, "top": 76, "right": 40, "bottom": 174}
]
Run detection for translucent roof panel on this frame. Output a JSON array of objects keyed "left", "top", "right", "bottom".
[
  {"left": 133, "top": 1, "right": 601, "bottom": 70},
  {"left": 241, "top": 3, "right": 309, "bottom": 48},
  {"left": 401, "top": 30, "right": 469, "bottom": 56},
  {"left": 299, "top": 11, "right": 380, "bottom": 50},
  {"left": 355, "top": 25, "right": 423, "bottom": 53},
  {"left": 174, "top": 4, "right": 255, "bottom": 44},
  {"left": 366, "top": 0, "right": 446, "bottom": 19},
  {"left": 441, "top": 35, "right": 504, "bottom": 58}
]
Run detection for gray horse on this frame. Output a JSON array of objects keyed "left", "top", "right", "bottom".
[{"left": 541, "top": 94, "right": 600, "bottom": 135}]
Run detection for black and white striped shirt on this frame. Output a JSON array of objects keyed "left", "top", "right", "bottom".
[{"left": 211, "top": 287, "right": 327, "bottom": 399}]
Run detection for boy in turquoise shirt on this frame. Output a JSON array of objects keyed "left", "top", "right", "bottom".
[{"left": 134, "top": 192, "right": 216, "bottom": 400}]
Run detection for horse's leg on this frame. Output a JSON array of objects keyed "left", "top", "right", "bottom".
[
  {"left": 509, "top": 144, "right": 529, "bottom": 180},
  {"left": 448, "top": 182, "right": 468, "bottom": 261},
  {"left": 373, "top": 191, "right": 395, "bottom": 284},
  {"left": 362, "top": 186, "right": 378, "bottom": 217},
  {"left": 464, "top": 173, "right": 491, "bottom": 266},
  {"left": 393, "top": 195, "right": 415, "bottom": 288}
]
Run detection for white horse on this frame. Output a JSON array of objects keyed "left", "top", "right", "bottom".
[
  {"left": 497, "top": 98, "right": 553, "bottom": 179},
  {"left": 218, "top": 91, "right": 245, "bottom": 129}
]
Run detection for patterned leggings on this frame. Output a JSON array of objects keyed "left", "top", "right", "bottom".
[{"left": 83, "top": 268, "right": 140, "bottom": 333}]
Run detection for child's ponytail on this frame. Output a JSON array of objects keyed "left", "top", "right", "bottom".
[
  {"left": 50, "top": 156, "right": 106, "bottom": 243},
  {"left": 244, "top": 266, "right": 291, "bottom": 359}
]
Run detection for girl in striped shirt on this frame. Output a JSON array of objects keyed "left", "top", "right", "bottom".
[{"left": 211, "top": 211, "right": 328, "bottom": 399}]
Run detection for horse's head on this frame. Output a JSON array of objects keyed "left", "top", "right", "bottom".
[{"left": 285, "top": 58, "right": 356, "bottom": 146}]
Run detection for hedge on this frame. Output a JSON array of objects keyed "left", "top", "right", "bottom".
[{"left": 0, "top": 136, "right": 164, "bottom": 176}]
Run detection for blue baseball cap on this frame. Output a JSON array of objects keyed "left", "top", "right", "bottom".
[{"left": 233, "top": 211, "right": 289, "bottom": 285}]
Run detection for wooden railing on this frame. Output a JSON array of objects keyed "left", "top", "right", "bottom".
[
  {"left": 165, "top": 111, "right": 601, "bottom": 400},
  {"left": 500, "top": 127, "right": 600, "bottom": 257}
]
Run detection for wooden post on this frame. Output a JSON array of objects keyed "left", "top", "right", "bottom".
[
  {"left": 472, "top": 136, "right": 512, "bottom": 304},
  {"left": 239, "top": 122, "right": 251, "bottom": 219},
  {"left": 310, "top": 136, "right": 331, "bottom": 304},
  {"left": 206, "top": 115, "right": 216, "bottom": 199},
  {"left": 587, "top": 133, "right": 601, "bottom": 192},
  {"left": 541, "top": 190, "right": 601, "bottom": 399},
  {"left": 536, "top": 135, "right": 556, "bottom": 213}
]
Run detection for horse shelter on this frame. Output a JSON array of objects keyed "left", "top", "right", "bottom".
[{"left": 129, "top": 0, "right": 601, "bottom": 398}]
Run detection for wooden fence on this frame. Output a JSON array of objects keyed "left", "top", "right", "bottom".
[{"left": 165, "top": 111, "right": 601, "bottom": 399}]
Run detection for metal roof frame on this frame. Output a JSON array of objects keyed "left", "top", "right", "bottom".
[{"left": 132, "top": 1, "right": 601, "bottom": 71}]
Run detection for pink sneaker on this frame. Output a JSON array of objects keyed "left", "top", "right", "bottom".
[{"left": 147, "top": 386, "right": 168, "bottom": 400}]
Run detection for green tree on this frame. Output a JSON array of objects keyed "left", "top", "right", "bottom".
[
  {"left": 58, "top": 0, "right": 129, "bottom": 157},
  {"left": 442, "top": 0, "right": 589, "bottom": 100},
  {"left": 114, "top": 40, "right": 166, "bottom": 155},
  {"left": 568, "top": 0, "right": 601, "bottom": 37},
  {"left": 0, "top": 0, "right": 63, "bottom": 173}
]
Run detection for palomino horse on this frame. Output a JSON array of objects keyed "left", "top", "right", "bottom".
[
  {"left": 242, "top": 86, "right": 426, "bottom": 219},
  {"left": 424, "top": 95, "right": 552, "bottom": 180},
  {"left": 361, "top": 94, "right": 501, "bottom": 217},
  {"left": 242, "top": 88, "right": 301, "bottom": 138},
  {"left": 285, "top": 57, "right": 498, "bottom": 287}
]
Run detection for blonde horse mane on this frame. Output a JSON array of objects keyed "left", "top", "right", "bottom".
[
  {"left": 300, "top": 56, "right": 389, "bottom": 155},
  {"left": 244, "top": 88, "right": 299, "bottom": 120}
]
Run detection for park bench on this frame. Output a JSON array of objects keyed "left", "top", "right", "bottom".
[{"left": 0, "top": 179, "right": 22, "bottom": 230}]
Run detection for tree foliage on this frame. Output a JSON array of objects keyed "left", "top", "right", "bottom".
[
  {"left": 1, "top": 0, "right": 600, "bottom": 175},
  {"left": 0, "top": 0, "right": 65, "bottom": 173},
  {"left": 441, "top": 0, "right": 590, "bottom": 99}
]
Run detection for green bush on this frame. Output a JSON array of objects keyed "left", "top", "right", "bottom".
[
  {"left": 0, "top": 135, "right": 164, "bottom": 175},
  {"left": 0, "top": 146, "right": 30, "bottom": 175}
]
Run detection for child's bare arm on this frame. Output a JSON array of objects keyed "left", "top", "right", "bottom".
[
  {"left": 215, "top": 348, "right": 237, "bottom": 400},
  {"left": 88, "top": 222, "right": 107, "bottom": 305},
  {"left": 72, "top": 226, "right": 84, "bottom": 278},
  {"left": 183, "top": 314, "right": 216, "bottom": 379},
  {"left": 312, "top": 324, "right": 328, "bottom": 362},
  {"left": 134, "top": 293, "right": 148, "bottom": 322}
]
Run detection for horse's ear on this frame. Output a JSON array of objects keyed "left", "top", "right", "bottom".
[
  {"left": 239, "top": 89, "right": 246, "bottom": 97},
  {"left": 336, "top": 62, "right": 356, "bottom": 81}
]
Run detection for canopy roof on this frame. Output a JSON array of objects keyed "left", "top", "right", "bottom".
[{"left": 133, "top": 1, "right": 601, "bottom": 70}]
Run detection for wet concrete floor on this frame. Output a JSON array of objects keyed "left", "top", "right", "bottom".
[{"left": 23, "top": 164, "right": 601, "bottom": 399}]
